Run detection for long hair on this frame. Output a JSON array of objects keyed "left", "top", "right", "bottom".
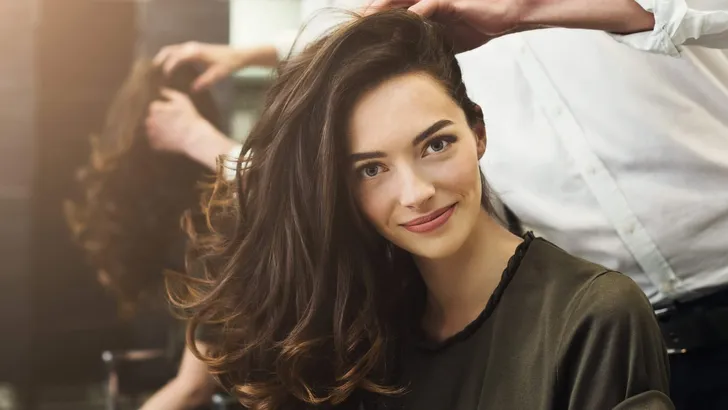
[
  {"left": 169, "top": 10, "right": 485, "bottom": 409},
  {"left": 65, "top": 60, "right": 220, "bottom": 318}
]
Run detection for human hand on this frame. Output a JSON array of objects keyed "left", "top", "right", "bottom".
[
  {"left": 153, "top": 42, "right": 249, "bottom": 91},
  {"left": 145, "top": 88, "right": 206, "bottom": 154},
  {"left": 366, "top": 0, "right": 526, "bottom": 53},
  {"left": 146, "top": 88, "right": 238, "bottom": 170},
  {"left": 368, "top": 0, "right": 656, "bottom": 50}
]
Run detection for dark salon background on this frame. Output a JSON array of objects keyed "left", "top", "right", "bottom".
[{"left": 0, "top": 1, "right": 279, "bottom": 408}]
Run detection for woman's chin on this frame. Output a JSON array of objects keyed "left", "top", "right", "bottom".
[{"left": 397, "top": 235, "right": 464, "bottom": 261}]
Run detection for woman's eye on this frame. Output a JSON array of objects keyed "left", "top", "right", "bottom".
[
  {"left": 360, "top": 164, "right": 383, "bottom": 179},
  {"left": 424, "top": 136, "right": 454, "bottom": 155},
  {"left": 429, "top": 140, "right": 446, "bottom": 152}
]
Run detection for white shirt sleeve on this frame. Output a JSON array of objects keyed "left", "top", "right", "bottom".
[
  {"left": 273, "top": 0, "right": 367, "bottom": 60},
  {"left": 222, "top": 143, "right": 247, "bottom": 182},
  {"left": 611, "top": 0, "right": 728, "bottom": 56}
]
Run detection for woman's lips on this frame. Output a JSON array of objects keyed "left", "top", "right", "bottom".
[{"left": 401, "top": 204, "right": 456, "bottom": 233}]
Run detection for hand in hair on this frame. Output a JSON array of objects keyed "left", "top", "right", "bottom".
[
  {"left": 66, "top": 60, "right": 216, "bottom": 317},
  {"left": 146, "top": 88, "right": 205, "bottom": 153},
  {"left": 367, "top": 0, "right": 655, "bottom": 53},
  {"left": 154, "top": 42, "right": 278, "bottom": 91},
  {"left": 366, "top": 0, "right": 523, "bottom": 51},
  {"left": 146, "top": 88, "right": 237, "bottom": 170}
]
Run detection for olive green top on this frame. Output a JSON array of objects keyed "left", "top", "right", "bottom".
[{"left": 372, "top": 234, "right": 672, "bottom": 410}]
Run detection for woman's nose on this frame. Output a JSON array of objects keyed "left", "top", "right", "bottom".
[{"left": 397, "top": 167, "right": 435, "bottom": 209}]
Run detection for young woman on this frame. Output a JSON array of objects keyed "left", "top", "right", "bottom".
[
  {"left": 171, "top": 10, "right": 671, "bottom": 410},
  {"left": 65, "top": 60, "right": 231, "bottom": 410},
  {"left": 65, "top": 60, "right": 222, "bottom": 316}
]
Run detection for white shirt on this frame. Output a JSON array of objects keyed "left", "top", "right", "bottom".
[
  {"left": 463, "top": 1, "right": 728, "bottom": 304},
  {"left": 263, "top": 0, "right": 728, "bottom": 305}
]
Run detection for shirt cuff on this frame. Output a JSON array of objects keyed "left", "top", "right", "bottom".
[
  {"left": 221, "top": 144, "right": 248, "bottom": 182},
  {"left": 609, "top": 0, "right": 687, "bottom": 57}
]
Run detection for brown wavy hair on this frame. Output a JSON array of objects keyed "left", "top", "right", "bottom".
[
  {"left": 65, "top": 60, "right": 220, "bottom": 318},
  {"left": 170, "top": 10, "right": 486, "bottom": 410}
]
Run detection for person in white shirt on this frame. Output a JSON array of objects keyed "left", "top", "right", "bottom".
[{"left": 146, "top": 0, "right": 728, "bottom": 408}]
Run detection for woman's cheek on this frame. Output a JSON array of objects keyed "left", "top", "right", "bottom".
[{"left": 356, "top": 182, "right": 391, "bottom": 232}]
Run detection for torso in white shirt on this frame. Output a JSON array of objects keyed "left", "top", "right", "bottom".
[{"left": 465, "top": 29, "right": 728, "bottom": 303}]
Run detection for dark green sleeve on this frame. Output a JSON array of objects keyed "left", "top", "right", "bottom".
[{"left": 555, "top": 271, "right": 671, "bottom": 410}]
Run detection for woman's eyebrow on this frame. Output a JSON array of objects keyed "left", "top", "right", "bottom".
[
  {"left": 411, "top": 119, "right": 453, "bottom": 146},
  {"left": 350, "top": 119, "right": 454, "bottom": 162}
]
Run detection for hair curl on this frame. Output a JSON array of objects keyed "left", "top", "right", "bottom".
[
  {"left": 65, "top": 60, "right": 220, "bottom": 318},
  {"left": 169, "top": 10, "right": 486, "bottom": 410}
]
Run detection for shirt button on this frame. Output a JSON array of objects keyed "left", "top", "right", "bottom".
[
  {"left": 660, "top": 278, "right": 680, "bottom": 295},
  {"left": 660, "top": 282, "right": 675, "bottom": 294}
]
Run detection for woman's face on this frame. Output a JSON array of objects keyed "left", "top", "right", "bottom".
[{"left": 348, "top": 72, "right": 486, "bottom": 260}]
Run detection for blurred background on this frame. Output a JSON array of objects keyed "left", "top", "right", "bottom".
[{"left": 0, "top": 1, "right": 298, "bottom": 408}]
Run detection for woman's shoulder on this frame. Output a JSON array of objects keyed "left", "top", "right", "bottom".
[
  {"left": 516, "top": 236, "right": 652, "bottom": 320},
  {"left": 521, "top": 238, "right": 634, "bottom": 290},
  {"left": 524, "top": 237, "right": 612, "bottom": 279},
  {"left": 565, "top": 270, "right": 652, "bottom": 330},
  {"left": 526, "top": 238, "right": 656, "bottom": 331}
]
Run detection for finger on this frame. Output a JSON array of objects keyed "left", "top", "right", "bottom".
[
  {"left": 160, "top": 88, "right": 188, "bottom": 103},
  {"left": 364, "top": 0, "right": 414, "bottom": 14},
  {"left": 365, "top": 0, "right": 392, "bottom": 14},
  {"left": 148, "top": 101, "right": 160, "bottom": 112},
  {"left": 364, "top": 0, "right": 389, "bottom": 13},
  {"left": 144, "top": 115, "right": 155, "bottom": 131},
  {"left": 148, "top": 100, "right": 168, "bottom": 115},
  {"left": 144, "top": 118, "right": 158, "bottom": 141},
  {"left": 192, "top": 66, "right": 227, "bottom": 91},
  {"left": 162, "top": 42, "right": 200, "bottom": 75},
  {"left": 153, "top": 44, "right": 178, "bottom": 67},
  {"left": 408, "top": 0, "right": 441, "bottom": 18}
]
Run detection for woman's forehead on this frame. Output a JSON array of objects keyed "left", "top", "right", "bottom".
[{"left": 347, "top": 73, "right": 461, "bottom": 152}]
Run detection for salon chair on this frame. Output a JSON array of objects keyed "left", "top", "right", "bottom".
[
  {"left": 101, "top": 348, "right": 243, "bottom": 410},
  {"left": 101, "top": 347, "right": 176, "bottom": 410}
]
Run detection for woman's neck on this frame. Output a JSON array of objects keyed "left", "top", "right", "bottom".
[{"left": 414, "top": 210, "right": 523, "bottom": 342}]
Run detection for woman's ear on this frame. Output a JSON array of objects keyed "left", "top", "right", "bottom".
[
  {"left": 474, "top": 121, "right": 486, "bottom": 159},
  {"left": 470, "top": 104, "right": 486, "bottom": 159}
]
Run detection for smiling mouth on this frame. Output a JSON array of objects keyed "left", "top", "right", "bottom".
[{"left": 401, "top": 204, "right": 457, "bottom": 233}]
